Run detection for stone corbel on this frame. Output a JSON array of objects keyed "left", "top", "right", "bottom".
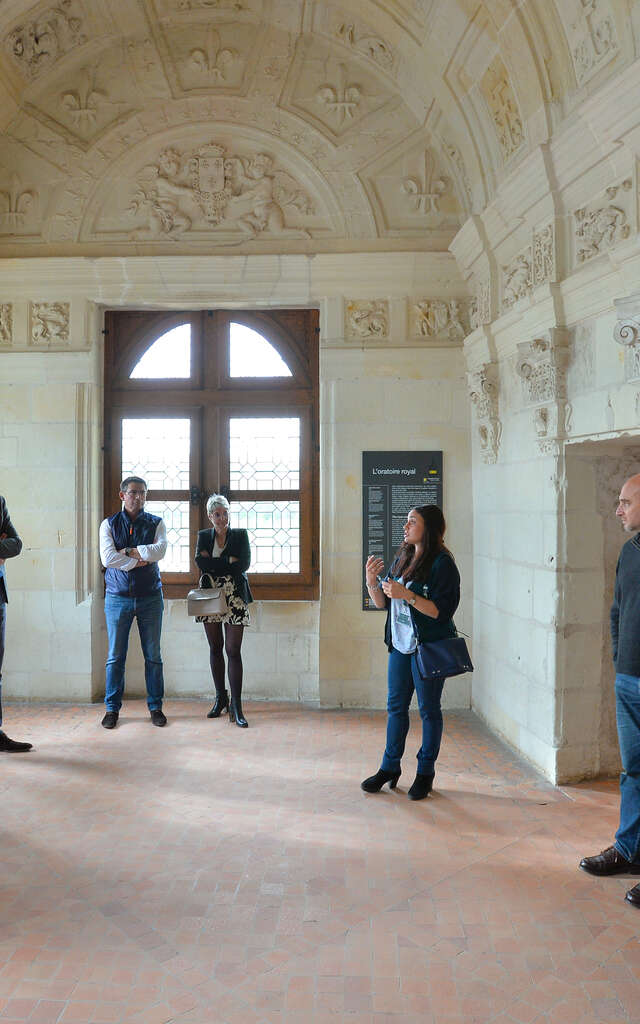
[
  {"left": 516, "top": 331, "right": 570, "bottom": 451},
  {"left": 467, "top": 363, "right": 501, "bottom": 464}
]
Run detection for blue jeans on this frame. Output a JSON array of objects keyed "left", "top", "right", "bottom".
[
  {"left": 614, "top": 672, "right": 640, "bottom": 863},
  {"left": 0, "top": 602, "right": 5, "bottom": 727},
  {"left": 104, "top": 592, "right": 164, "bottom": 713},
  {"left": 381, "top": 647, "right": 445, "bottom": 775}
]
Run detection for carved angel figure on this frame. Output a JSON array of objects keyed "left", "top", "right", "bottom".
[
  {"left": 223, "top": 154, "right": 312, "bottom": 237},
  {"left": 129, "top": 148, "right": 192, "bottom": 239},
  {"left": 575, "top": 204, "right": 629, "bottom": 262}
]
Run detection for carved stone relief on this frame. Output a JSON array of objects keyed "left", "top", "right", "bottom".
[
  {"left": 345, "top": 300, "right": 389, "bottom": 339},
  {"left": 128, "top": 142, "right": 314, "bottom": 241},
  {"left": 479, "top": 57, "right": 524, "bottom": 162},
  {"left": 29, "top": 302, "right": 70, "bottom": 348},
  {"left": 316, "top": 64, "right": 362, "bottom": 125},
  {"left": 467, "top": 363, "right": 501, "bottom": 464},
  {"left": 160, "top": 20, "right": 254, "bottom": 95},
  {"left": 188, "top": 27, "right": 238, "bottom": 81},
  {"left": 565, "top": 0, "right": 619, "bottom": 86},
  {"left": 516, "top": 333, "right": 570, "bottom": 452},
  {"left": 469, "top": 278, "right": 491, "bottom": 331},
  {"left": 410, "top": 300, "right": 466, "bottom": 341},
  {"left": 401, "top": 150, "right": 448, "bottom": 215},
  {"left": 60, "top": 68, "right": 106, "bottom": 128},
  {"left": 533, "top": 223, "right": 555, "bottom": 285},
  {"left": 441, "top": 140, "right": 473, "bottom": 212},
  {"left": 502, "top": 249, "right": 532, "bottom": 310},
  {"left": 335, "top": 22, "right": 395, "bottom": 71},
  {"left": 614, "top": 312, "right": 640, "bottom": 382},
  {"left": 0, "top": 304, "right": 13, "bottom": 348},
  {"left": 5, "top": 1, "right": 88, "bottom": 79},
  {"left": 574, "top": 180, "right": 632, "bottom": 264},
  {"left": 0, "top": 174, "right": 37, "bottom": 233}
]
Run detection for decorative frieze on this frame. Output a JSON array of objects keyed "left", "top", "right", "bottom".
[
  {"left": 410, "top": 300, "right": 466, "bottom": 341},
  {"left": 401, "top": 150, "right": 448, "bottom": 216},
  {"left": 480, "top": 57, "right": 524, "bottom": 162},
  {"left": 0, "top": 304, "right": 13, "bottom": 348},
  {"left": 574, "top": 179, "right": 632, "bottom": 264},
  {"left": 129, "top": 143, "right": 314, "bottom": 240},
  {"left": 29, "top": 302, "right": 71, "bottom": 348},
  {"left": 345, "top": 300, "right": 389, "bottom": 339},
  {"left": 5, "top": 2, "right": 87, "bottom": 78}
]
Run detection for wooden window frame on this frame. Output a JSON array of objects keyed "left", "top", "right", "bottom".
[{"left": 103, "top": 308, "right": 319, "bottom": 601}]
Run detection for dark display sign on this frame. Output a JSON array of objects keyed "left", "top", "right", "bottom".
[{"left": 362, "top": 451, "right": 443, "bottom": 610}]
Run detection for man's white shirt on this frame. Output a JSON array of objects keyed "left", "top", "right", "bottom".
[{"left": 99, "top": 518, "right": 168, "bottom": 571}]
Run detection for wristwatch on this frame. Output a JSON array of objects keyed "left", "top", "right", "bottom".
[
  {"left": 407, "top": 595, "right": 417, "bottom": 607},
  {"left": 125, "top": 547, "right": 132, "bottom": 557}
]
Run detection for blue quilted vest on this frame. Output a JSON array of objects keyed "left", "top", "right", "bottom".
[{"left": 105, "top": 510, "right": 163, "bottom": 597}]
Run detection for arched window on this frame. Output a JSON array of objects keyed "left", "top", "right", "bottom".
[{"left": 104, "top": 309, "right": 319, "bottom": 599}]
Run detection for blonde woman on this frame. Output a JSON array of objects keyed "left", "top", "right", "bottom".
[{"left": 195, "top": 494, "right": 253, "bottom": 727}]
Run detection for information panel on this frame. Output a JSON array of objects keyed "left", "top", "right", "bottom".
[{"left": 362, "top": 451, "right": 443, "bottom": 610}]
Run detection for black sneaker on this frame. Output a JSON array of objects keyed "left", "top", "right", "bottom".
[
  {"left": 150, "top": 709, "right": 167, "bottom": 727},
  {"left": 101, "top": 711, "right": 119, "bottom": 730}
]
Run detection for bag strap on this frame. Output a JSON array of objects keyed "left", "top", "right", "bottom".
[{"left": 198, "top": 573, "right": 217, "bottom": 589}]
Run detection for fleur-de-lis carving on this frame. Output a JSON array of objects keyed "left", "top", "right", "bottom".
[
  {"left": 0, "top": 173, "right": 36, "bottom": 229},
  {"left": 316, "top": 65, "right": 361, "bottom": 124},
  {"left": 401, "top": 151, "right": 448, "bottom": 214},
  {"left": 189, "top": 27, "right": 236, "bottom": 80},
  {"left": 61, "top": 68, "right": 105, "bottom": 127}
]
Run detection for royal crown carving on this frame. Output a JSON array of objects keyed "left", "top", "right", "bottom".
[
  {"left": 411, "top": 300, "right": 466, "bottom": 341},
  {"left": 0, "top": 304, "right": 13, "bottom": 348},
  {"left": 467, "top": 363, "right": 501, "bottom": 464},
  {"left": 29, "top": 302, "right": 70, "bottom": 348},
  {"left": 402, "top": 151, "right": 448, "bottom": 216},
  {"left": 129, "top": 143, "right": 314, "bottom": 240},
  {"left": 574, "top": 180, "right": 632, "bottom": 263},
  {"left": 480, "top": 57, "right": 524, "bottom": 161},
  {"left": 345, "top": 300, "right": 389, "bottom": 339},
  {"left": 5, "top": 1, "right": 87, "bottom": 78}
]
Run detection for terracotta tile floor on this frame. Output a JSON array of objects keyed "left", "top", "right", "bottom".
[{"left": 1, "top": 701, "right": 639, "bottom": 1024}]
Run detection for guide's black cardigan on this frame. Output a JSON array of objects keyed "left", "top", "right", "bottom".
[
  {"left": 611, "top": 532, "right": 640, "bottom": 676},
  {"left": 195, "top": 528, "right": 253, "bottom": 606}
]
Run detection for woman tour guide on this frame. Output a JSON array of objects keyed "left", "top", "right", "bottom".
[
  {"left": 363, "top": 505, "right": 460, "bottom": 799},
  {"left": 195, "top": 494, "right": 253, "bottom": 727}
]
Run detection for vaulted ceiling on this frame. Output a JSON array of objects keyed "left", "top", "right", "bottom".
[{"left": 0, "top": 0, "right": 634, "bottom": 256}]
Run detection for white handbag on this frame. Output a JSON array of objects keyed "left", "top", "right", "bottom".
[{"left": 187, "top": 574, "right": 228, "bottom": 616}]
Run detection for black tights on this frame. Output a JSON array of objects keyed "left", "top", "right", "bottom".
[{"left": 203, "top": 622, "right": 244, "bottom": 702}]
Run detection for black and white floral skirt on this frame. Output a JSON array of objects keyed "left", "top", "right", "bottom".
[{"left": 195, "top": 575, "right": 251, "bottom": 626}]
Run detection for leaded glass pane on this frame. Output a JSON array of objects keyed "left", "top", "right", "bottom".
[
  {"left": 130, "top": 324, "right": 191, "bottom": 378},
  {"left": 229, "top": 322, "right": 292, "bottom": 378},
  {"left": 144, "top": 500, "right": 190, "bottom": 573},
  {"left": 122, "top": 418, "right": 190, "bottom": 490},
  {"left": 229, "top": 417, "right": 299, "bottom": 490},
  {"left": 231, "top": 501, "right": 299, "bottom": 573}
]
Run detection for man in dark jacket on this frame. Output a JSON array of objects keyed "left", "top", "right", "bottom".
[
  {"left": 99, "top": 477, "right": 168, "bottom": 729},
  {"left": 0, "top": 495, "right": 32, "bottom": 752},
  {"left": 580, "top": 473, "right": 640, "bottom": 907}
]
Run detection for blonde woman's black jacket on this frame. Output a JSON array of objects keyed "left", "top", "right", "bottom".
[{"left": 195, "top": 528, "right": 253, "bottom": 605}]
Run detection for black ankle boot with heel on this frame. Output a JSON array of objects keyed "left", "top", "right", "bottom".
[
  {"left": 360, "top": 768, "right": 400, "bottom": 793},
  {"left": 407, "top": 772, "right": 434, "bottom": 800},
  {"left": 229, "top": 696, "right": 248, "bottom": 728},
  {"left": 207, "top": 690, "right": 229, "bottom": 718}
]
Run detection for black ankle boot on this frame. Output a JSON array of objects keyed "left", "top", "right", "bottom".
[
  {"left": 407, "top": 772, "right": 434, "bottom": 800},
  {"left": 207, "top": 690, "right": 229, "bottom": 718},
  {"left": 229, "top": 697, "right": 248, "bottom": 728},
  {"left": 361, "top": 768, "right": 400, "bottom": 793}
]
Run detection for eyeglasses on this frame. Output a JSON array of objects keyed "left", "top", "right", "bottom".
[{"left": 124, "top": 489, "right": 146, "bottom": 497}]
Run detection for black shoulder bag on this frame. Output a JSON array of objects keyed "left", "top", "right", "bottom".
[{"left": 412, "top": 555, "right": 474, "bottom": 680}]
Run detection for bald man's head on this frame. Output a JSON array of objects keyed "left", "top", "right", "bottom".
[{"left": 616, "top": 474, "right": 640, "bottom": 533}]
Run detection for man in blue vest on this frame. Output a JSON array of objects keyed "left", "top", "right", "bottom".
[
  {"left": 0, "top": 494, "right": 32, "bottom": 752},
  {"left": 99, "top": 476, "right": 168, "bottom": 729}
]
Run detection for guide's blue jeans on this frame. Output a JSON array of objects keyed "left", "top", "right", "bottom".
[
  {"left": 104, "top": 592, "right": 164, "bottom": 712},
  {"left": 381, "top": 646, "right": 445, "bottom": 776},
  {"left": 614, "top": 672, "right": 640, "bottom": 863},
  {"left": 0, "top": 602, "right": 5, "bottom": 727}
]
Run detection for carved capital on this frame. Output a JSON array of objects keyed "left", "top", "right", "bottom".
[
  {"left": 614, "top": 314, "right": 640, "bottom": 382},
  {"left": 467, "top": 363, "right": 501, "bottom": 464},
  {"left": 516, "top": 335, "right": 568, "bottom": 405}
]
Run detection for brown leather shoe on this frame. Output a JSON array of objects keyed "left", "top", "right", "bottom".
[
  {"left": 579, "top": 844, "right": 640, "bottom": 876},
  {"left": 626, "top": 883, "right": 640, "bottom": 907}
]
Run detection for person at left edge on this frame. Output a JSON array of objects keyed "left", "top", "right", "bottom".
[
  {"left": 99, "top": 476, "right": 168, "bottom": 729},
  {"left": 0, "top": 494, "right": 32, "bottom": 752}
]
